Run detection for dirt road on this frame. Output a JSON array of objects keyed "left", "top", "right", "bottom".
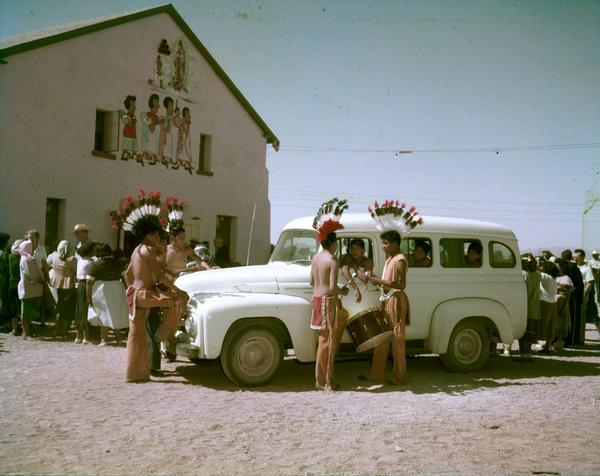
[{"left": 1, "top": 326, "right": 599, "bottom": 475}]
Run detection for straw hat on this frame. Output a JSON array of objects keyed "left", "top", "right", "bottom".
[{"left": 72, "top": 224, "right": 91, "bottom": 233}]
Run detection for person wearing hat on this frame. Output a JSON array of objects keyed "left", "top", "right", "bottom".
[{"left": 72, "top": 224, "right": 91, "bottom": 252}]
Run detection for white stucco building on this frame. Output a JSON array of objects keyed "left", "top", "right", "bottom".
[{"left": 0, "top": 4, "right": 279, "bottom": 264}]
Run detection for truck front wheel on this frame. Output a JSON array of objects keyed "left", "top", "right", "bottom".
[
  {"left": 440, "top": 318, "right": 490, "bottom": 372},
  {"left": 221, "top": 326, "right": 283, "bottom": 387}
]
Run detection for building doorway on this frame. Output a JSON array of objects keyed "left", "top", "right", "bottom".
[
  {"left": 215, "top": 215, "right": 236, "bottom": 266},
  {"left": 45, "top": 198, "right": 65, "bottom": 252}
]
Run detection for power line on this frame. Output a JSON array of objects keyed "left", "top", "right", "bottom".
[
  {"left": 269, "top": 196, "right": 584, "bottom": 216},
  {"left": 279, "top": 141, "right": 600, "bottom": 155},
  {"left": 270, "top": 187, "right": 584, "bottom": 208}
]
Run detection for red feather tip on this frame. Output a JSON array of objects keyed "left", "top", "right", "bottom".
[
  {"left": 409, "top": 206, "right": 416, "bottom": 213},
  {"left": 316, "top": 219, "right": 344, "bottom": 242},
  {"left": 374, "top": 200, "right": 379, "bottom": 208}
]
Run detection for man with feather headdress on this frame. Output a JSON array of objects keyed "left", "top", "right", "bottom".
[
  {"left": 310, "top": 198, "right": 349, "bottom": 391},
  {"left": 361, "top": 200, "right": 422, "bottom": 385}
]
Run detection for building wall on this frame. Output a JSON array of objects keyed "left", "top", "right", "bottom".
[{"left": 0, "top": 13, "right": 271, "bottom": 264}]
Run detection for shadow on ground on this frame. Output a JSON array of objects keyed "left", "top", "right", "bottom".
[{"left": 174, "top": 340, "right": 600, "bottom": 395}]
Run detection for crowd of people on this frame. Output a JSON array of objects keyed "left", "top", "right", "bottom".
[
  {"left": 517, "top": 248, "right": 600, "bottom": 360},
  {"left": 0, "top": 222, "right": 225, "bottom": 381}
]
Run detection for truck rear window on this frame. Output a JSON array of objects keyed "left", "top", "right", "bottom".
[
  {"left": 440, "top": 238, "right": 483, "bottom": 268},
  {"left": 489, "top": 241, "right": 516, "bottom": 268}
]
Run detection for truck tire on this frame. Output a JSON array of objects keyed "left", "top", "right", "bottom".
[
  {"left": 440, "top": 318, "right": 490, "bottom": 372},
  {"left": 221, "top": 326, "right": 283, "bottom": 387}
]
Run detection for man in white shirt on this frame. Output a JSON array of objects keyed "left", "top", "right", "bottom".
[
  {"left": 587, "top": 250, "right": 600, "bottom": 334},
  {"left": 574, "top": 249, "right": 595, "bottom": 341}
]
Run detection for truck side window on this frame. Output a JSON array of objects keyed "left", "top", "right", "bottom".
[
  {"left": 337, "top": 237, "right": 373, "bottom": 261},
  {"left": 440, "top": 238, "right": 483, "bottom": 268},
  {"left": 402, "top": 238, "right": 432, "bottom": 268},
  {"left": 489, "top": 241, "right": 516, "bottom": 268}
]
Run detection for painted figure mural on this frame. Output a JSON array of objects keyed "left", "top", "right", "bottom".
[
  {"left": 158, "top": 96, "right": 174, "bottom": 158},
  {"left": 171, "top": 39, "right": 188, "bottom": 93},
  {"left": 154, "top": 55, "right": 164, "bottom": 88},
  {"left": 121, "top": 95, "right": 137, "bottom": 151},
  {"left": 116, "top": 38, "right": 194, "bottom": 173},
  {"left": 141, "top": 93, "right": 160, "bottom": 153},
  {"left": 173, "top": 105, "right": 192, "bottom": 164}
]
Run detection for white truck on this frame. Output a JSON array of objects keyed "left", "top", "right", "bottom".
[{"left": 175, "top": 213, "right": 527, "bottom": 386}]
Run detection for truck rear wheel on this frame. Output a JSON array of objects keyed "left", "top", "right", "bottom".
[
  {"left": 440, "top": 318, "right": 490, "bottom": 372},
  {"left": 221, "top": 326, "right": 283, "bottom": 387}
]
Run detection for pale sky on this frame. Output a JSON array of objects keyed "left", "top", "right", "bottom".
[{"left": 1, "top": 0, "right": 599, "bottom": 253}]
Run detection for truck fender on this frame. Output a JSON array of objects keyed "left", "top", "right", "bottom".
[
  {"left": 426, "top": 298, "right": 514, "bottom": 354},
  {"left": 198, "top": 293, "right": 314, "bottom": 360}
]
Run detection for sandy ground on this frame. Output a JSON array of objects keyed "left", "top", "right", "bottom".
[{"left": 1, "top": 325, "right": 599, "bottom": 476}]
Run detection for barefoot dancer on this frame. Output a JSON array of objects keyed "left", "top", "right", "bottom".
[
  {"left": 362, "top": 200, "right": 423, "bottom": 385},
  {"left": 310, "top": 198, "right": 349, "bottom": 391},
  {"left": 116, "top": 191, "right": 188, "bottom": 382}
]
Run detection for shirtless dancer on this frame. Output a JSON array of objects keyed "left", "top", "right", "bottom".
[
  {"left": 124, "top": 219, "right": 188, "bottom": 382},
  {"left": 157, "top": 224, "right": 207, "bottom": 360},
  {"left": 310, "top": 231, "right": 350, "bottom": 390},
  {"left": 165, "top": 225, "right": 210, "bottom": 279}
]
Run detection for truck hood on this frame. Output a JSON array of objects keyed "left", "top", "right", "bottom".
[{"left": 174, "top": 262, "right": 311, "bottom": 296}]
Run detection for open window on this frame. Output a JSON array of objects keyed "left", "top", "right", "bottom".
[
  {"left": 92, "top": 109, "right": 120, "bottom": 158},
  {"left": 401, "top": 237, "right": 433, "bottom": 268},
  {"left": 440, "top": 238, "right": 483, "bottom": 268},
  {"left": 337, "top": 237, "right": 374, "bottom": 262}
]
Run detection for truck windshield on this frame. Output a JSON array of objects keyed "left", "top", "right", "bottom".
[{"left": 270, "top": 230, "right": 318, "bottom": 264}]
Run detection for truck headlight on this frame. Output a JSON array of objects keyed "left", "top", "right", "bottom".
[{"left": 185, "top": 313, "right": 197, "bottom": 340}]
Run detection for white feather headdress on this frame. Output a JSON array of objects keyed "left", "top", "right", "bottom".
[
  {"left": 111, "top": 189, "right": 164, "bottom": 233},
  {"left": 368, "top": 199, "right": 423, "bottom": 234}
]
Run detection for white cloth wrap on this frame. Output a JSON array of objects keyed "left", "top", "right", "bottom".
[{"left": 87, "top": 280, "right": 129, "bottom": 329}]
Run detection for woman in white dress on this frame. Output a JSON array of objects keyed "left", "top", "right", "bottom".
[{"left": 86, "top": 244, "right": 128, "bottom": 346}]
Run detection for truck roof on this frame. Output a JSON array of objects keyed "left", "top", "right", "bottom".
[{"left": 282, "top": 213, "right": 518, "bottom": 240}]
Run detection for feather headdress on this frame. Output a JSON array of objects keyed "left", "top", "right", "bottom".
[
  {"left": 368, "top": 199, "right": 423, "bottom": 234},
  {"left": 165, "top": 195, "right": 186, "bottom": 232},
  {"left": 312, "top": 197, "right": 348, "bottom": 242},
  {"left": 110, "top": 189, "right": 165, "bottom": 235}
]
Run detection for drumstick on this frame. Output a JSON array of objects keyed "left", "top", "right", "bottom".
[{"left": 341, "top": 272, "right": 358, "bottom": 289}]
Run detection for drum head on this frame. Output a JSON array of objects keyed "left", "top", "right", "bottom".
[{"left": 355, "top": 331, "right": 393, "bottom": 353}]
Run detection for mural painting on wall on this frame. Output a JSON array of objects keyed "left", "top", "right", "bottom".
[{"left": 120, "top": 38, "right": 193, "bottom": 173}]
